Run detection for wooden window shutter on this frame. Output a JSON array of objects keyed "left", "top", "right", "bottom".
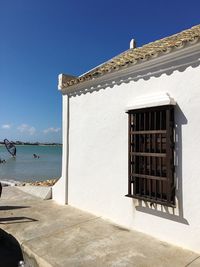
[{"left": 126, "top": 105, "right": 175, "bottom": 207}]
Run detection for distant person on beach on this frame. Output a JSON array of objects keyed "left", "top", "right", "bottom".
[{"left": 33, "top": 154, "right": 40, "bottom": 159}]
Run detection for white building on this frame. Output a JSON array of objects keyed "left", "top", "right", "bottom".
[{"left": 53, "top": 24, "right": 200, "bottom": 253}]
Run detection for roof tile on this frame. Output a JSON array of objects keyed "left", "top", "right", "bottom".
[{"left": 61, "top": 24, "right": 200, "bottom": 89}]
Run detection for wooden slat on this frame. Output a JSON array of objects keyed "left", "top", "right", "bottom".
[
  {"left": 133, "top": 114, "right": 136, "bottom": 196},
  {"left": 144, "top": 113, "right": 146, "bottom": 153},
  {"left": 128, "top": 114, "right": 131, "bottom": 195},
  {"left": 166, "top": 109, "right": 171, "bottom": 203},
  {"left": 130, "top": 130, "right": 166, "bottom": 134},
  {"left": 159, "top": 110, "right": 163, "bottom": 200},
  {"left": 152, "top": 111, "right": 157, "bottom": 198},
  {"left": 130, "top": 173, "right": 167, "bottom": 181},
  {"left": 148, "top": 112, "right": 151, "bottom": 199},
  {"left": 139, "top": 113, "right": 142, "bottom": 195},
  {"left": 143, "top": 117, "right": 147, "bottom": 193},
  {"left": 130, "top": 152, "right": 166, "bottom": 157}
]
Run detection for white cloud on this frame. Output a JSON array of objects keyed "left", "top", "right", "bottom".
[
  {"left": 2, "top": 124, "right": 11, "bottom": 129},
  {"left": 43, "top": 127, "right": 61, "bottom": 134},
  {"left": 17, "top": 124, "right": 36, "bottom": 135}
]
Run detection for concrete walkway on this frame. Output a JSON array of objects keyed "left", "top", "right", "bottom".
[{"left": 0, "top": 186, "right": 200, "bottom": 267}]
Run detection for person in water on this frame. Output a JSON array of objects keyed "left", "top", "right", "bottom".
[
  {"left": 33, "top": 154, "right": 40, "bottom": 159},
  {"left": 0, "top": 157, "right": 6, "bottom": 163}
]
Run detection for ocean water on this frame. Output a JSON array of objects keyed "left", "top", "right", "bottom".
[{"left": 0, "top": 145, "right": 62, "bottom": 182}]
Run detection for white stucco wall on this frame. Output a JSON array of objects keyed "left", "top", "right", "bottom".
[
  {"left": 52, "top": 95, "right": 69, "bottom": 204},
  {"left": 66, "top": 63, "right": 200, "bottom": 253},
  {"left": 52, "top": 42, "right": 200, "bottom": 252}
]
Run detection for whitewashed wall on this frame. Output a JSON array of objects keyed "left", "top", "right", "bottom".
[{"left": 67, "top": 64, "right": 200, "bottom": 253}]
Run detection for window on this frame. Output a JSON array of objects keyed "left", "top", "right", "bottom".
[{"left": 126, "top": 105, "right": 175, "bottom": 207}]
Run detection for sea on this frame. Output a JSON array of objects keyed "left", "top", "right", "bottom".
[{"left": 0, "top": 145, "right": 62, "bottom": 182}]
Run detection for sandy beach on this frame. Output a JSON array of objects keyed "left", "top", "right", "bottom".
[{"left": 0, "top": 178, "right": 58, "bottom": 187}]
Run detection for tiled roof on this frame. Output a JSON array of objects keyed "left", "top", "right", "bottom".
[{"left": 61, "top": 24, "right": 200, "bottom": 89}]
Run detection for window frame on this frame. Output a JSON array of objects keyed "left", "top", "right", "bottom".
[{"left": 126, "top": 105, "right": 175, "bottom": 207}]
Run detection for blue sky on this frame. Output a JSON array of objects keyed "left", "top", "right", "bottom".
[{"left": 0, "top": 0, "right": 199, "bottom": 143}]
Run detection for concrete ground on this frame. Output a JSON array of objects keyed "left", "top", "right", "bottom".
[{"left": 0, "top": 186, "right": 200, "bottom": 267}]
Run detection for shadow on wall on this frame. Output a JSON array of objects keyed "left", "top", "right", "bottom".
[
  {"left": 0, "top": 228, "right": 24, "bottom": 267},
  {"left": 68, "top": 52, "right": 200, "bottom": 97},
  {"left": 135, "top": 105, "right": 189, "bottom": 225}
]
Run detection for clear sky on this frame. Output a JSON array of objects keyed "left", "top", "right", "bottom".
[{"left": 0, "top": 0, "right": 199, "bottom": 143}]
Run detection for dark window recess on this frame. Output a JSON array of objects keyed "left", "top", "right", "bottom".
[{"left": 126, "top": 105, "right": 175, "bottom": 207}]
